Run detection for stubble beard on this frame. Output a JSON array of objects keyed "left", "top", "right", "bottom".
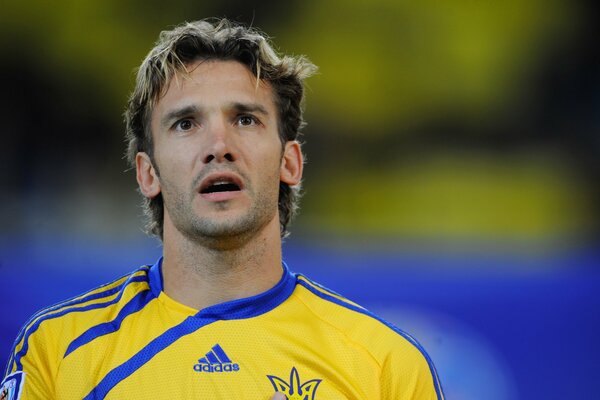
[{"left": 162, "top": 175, "right": 279, "bottom": 250}]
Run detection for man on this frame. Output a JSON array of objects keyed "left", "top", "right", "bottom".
[{"left": 2, "top": 19, "right": 444, "bottom": 399}]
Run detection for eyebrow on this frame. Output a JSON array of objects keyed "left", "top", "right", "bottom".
[
  {"left": 160, "top": 104, "right": 202, "bottom": 128},
  {"left": 228, "top": 102, "right": 269, "bottom": 116}
]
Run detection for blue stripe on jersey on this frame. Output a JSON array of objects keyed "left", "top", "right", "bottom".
[
  {"left": 212, "top": 344, "right": 232, "bottom": 363},
  {"left": 13, "top": 272, "right": 149, "bottom": 371},
  {"left": 297, "top": 278, "right": 445, "bottom": 400},
  {"left": 4, "top": 267, "right": 149, "bottom": 376},
  {"left": 85, "top": 262, "right": 297, "bottom": 398},
  {"left": 83, "top": 316, "right": 219, "bottom": 400},
  {"left": 63, "top": 289, "right": 156, "bottom": 358}
]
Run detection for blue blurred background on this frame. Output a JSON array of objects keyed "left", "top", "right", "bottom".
[{"left": 0, "top": 1, "right": 598, "bottom": 399}]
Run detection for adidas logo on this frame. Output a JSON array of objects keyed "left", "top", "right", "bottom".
[{"left": 193, "top": 344, "right": 240, "bottom": 373}]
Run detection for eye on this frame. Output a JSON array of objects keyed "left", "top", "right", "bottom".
[
  {"left": 237, "top": 115, "right": 259, "bottom": 127},
  {"left": 174, "top": 119, "right": 194, "bottom": 131}
]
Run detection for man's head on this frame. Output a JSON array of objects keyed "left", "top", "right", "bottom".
[{"left": 125, "top": 18, "right": 317, "bottom": 240}]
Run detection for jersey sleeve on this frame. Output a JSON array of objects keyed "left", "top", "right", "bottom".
[
  {"left": 2, "top": 319, "right": 58, "bottom": 399},
  {"left": 380, "top": 341, "right": 445, "bottom": 400}
]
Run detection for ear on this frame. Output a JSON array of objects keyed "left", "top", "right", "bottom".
[
  {"left": 136, "top": 152, "right": 161, "bottom": 198},
  {"left": 280, "top": 141, "right": 303, "bottom": 186}
]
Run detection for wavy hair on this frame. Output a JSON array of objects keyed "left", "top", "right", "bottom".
[{"left": 124, "top": 18, "right": 317, "bottom": 240}]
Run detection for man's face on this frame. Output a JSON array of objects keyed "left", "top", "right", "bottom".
[{"left": 136, "top": 60, "right": 302, "bottom": 246}]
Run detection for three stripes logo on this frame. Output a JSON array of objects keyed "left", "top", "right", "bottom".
[{"left": 193, "top": 344, "right": 240, "bottom": 373}]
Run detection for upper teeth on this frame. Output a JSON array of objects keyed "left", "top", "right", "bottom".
[{"left": 213, "top": 180, "right": 230, "bottom": 185}]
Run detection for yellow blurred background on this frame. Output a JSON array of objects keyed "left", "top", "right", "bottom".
[{"left": 1, "top": 0, "right": 597, "bottom": 247}]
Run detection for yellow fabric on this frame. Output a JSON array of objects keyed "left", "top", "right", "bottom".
[{"left": 3, "top": 260, "right": 443, "bottom": 399}]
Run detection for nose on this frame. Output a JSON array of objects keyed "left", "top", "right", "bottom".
[{"left": 202, "top": 119, "right": 236, "bottom": 164}]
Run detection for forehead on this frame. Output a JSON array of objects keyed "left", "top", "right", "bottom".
[{"left": 154, "top": 59, "right": 277, "bottom": 114}]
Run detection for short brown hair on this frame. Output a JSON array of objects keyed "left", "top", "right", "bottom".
[{"left": 124, "top": 18, "right": 317, "bottom": 240}]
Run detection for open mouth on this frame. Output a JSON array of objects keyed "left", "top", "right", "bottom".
[
  {"left": 199, "top": 173, "right": 244, "bottom": 196},
  {"left": 200, "top": 181, "right": 241, "bottom": 194}
]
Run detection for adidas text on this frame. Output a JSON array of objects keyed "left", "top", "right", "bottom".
[{"left": 193, "top": 363, "right": 240, "bottom": 373}]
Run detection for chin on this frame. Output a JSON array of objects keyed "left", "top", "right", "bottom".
[{"left": 188, "top": 214, "right": 264, "bottom": 238}]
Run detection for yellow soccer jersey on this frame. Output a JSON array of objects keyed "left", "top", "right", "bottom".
[{"left": 2, "top": 259, "right": 444, "bottom": 399}]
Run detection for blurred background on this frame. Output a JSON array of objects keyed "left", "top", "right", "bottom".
[{"left": 0, "top": 0, "right": 598, "bottom": 398}]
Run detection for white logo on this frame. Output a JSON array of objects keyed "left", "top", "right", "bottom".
[{"left": 0, "top": 372, "right": 25, "bottom": 400}]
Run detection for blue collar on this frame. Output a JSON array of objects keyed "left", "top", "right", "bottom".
[{"left": 148, "top": 257, "right": 296, "bottom": 320}]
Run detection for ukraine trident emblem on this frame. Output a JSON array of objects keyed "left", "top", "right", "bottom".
[{"left": 267, "top": 367, "right": 322, "bottom": 400}]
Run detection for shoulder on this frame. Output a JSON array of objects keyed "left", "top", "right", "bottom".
[
  {"left": 292, "top": 273, "right": 444, "bottom": 399},
  {"left": 293, "top": 274, "right": 422, "bottom": 353},
  {"left": 4, "top": 265, "right": 152, "bottom": 378}
]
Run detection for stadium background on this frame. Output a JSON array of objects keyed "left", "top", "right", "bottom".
[{"left": 0, "top": 1, "right": 598, "bottom": 398}]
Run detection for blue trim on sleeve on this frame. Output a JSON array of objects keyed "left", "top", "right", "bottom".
[
  {"left": 5, "top": 265, "right": 149, "bottom": 375},
  {"left": 13, "top": 271, "right": 149, "bottom": 371},
  {"left": 297, "top": 277, "right": 445, "bottom": 400},
  {"left": 63, "top": 289, "right": 156, "bottom": 358},
  {"left": 4, "top": 266, "right": 149, "bottom": 376},
  {"left": 85, "top": 260, "right": 296, "bottom": 398}
]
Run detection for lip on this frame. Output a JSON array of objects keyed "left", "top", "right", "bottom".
[{"left": 198, "top": 172, "right": 245, "bottom": 202}]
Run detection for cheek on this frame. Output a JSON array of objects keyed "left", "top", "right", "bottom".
[
  {"left": 248, "top": 150, "right": 282, "bottom": 191},
  {"left": 242, "top": 136, "right": 281, "bottom": 165},
  {"left": 262, "top": 149, "right": 285, "bottom": 179},
  {"left": 155, "top": 143, "right": 197, "bottom": 175}
]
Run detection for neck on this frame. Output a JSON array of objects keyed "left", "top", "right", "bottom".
[{"left": 160, "top": 215, "right": 284, "bottom": 311}]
